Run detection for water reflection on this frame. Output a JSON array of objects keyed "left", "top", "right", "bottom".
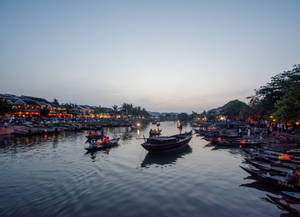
[
  {"left": 141, "top": 145, "right": 192, "bottom": 168},
  {"left": 85, "top": 148, "right": 111, "bottom": 160},
  {"left": 240, "top": 180, "right": 280, "bottom": 195},
  {"left": 0, "top": 132, "right": 81, "bottom": 153}
]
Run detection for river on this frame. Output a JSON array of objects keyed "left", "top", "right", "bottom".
[{"left": 0, "top": 121, "right": 284, "bottom": 217}]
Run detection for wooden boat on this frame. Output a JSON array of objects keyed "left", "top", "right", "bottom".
[
  {"left": 244, "top": 148, "right": 300, "bottom": 161},
  {"left": 211, "top": 137, "right": 262, "bottom": 148},
  {"left": 141, "top": 131, "right": 192, "bottom": 153},
  {"left": 282, "top": 191, "right": 300, "bottom": 200},
  {"left": 251, "top": 153, "right": 300, "bottom": 165},
  {"left": 240, "top": 166, "right": 300, "bottom": 191},
  {"left": 85, "top": 138, "right": 120, "bottom": 151},
  {"left": 267, "top": 194, "right": 300, "bottom": 216},
  {"left": 244, "top": 159, "right": 291, "bottom": 175}
]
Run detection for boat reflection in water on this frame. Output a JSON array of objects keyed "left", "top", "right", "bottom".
[
  {"left": 141, "top": 145, "right": 192, "bottom": 168},
  {"left": 240, "top": 180, "right": 280, "bottom": 195}
]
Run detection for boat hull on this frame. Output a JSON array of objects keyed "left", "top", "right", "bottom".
[{"left": 141, "top": 135, "right": 192, "bottom": 153}]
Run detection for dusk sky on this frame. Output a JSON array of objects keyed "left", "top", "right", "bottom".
[{"left": 1, "top": 0, "right": 300, "bottom": 113}]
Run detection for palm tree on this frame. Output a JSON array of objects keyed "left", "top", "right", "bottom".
[
  {"left": 112, "top": 105, "right": 119, "bottom": 118},
  {"left": 52, "top": 98, "right": 59, "bottom": 106}
]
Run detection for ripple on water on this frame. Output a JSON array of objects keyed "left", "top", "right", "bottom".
[{"left": 0, "top": 123, "right": 284, "bottom": 217}]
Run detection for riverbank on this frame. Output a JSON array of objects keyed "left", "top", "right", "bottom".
[{"left": 0, "top": 119, "right": 150, "bottom": 137}]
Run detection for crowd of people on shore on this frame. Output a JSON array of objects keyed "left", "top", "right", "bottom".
[{"left": 207, "top": 119, "right": 298, "bottom": 139}]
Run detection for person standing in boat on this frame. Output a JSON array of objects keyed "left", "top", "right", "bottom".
[
  {"left": 238, "top": 128, "right": 242, "bottom": 137},
  {"left": 149, "top": 129, "right": 153, "bottom": 137},
  {"left": 247, "top": 128, "right": 251, "bottom": 137}
]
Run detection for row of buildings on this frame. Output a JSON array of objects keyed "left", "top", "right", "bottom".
[
  {"left": 0, "top": 94, "right": 113, "bottom": 119},
  {"left": 0, "top": 94, "right": 182, "bottom": 120}
]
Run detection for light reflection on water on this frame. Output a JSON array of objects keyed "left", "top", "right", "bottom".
[{"left": 0, "top": 122, "right": 284, "bottom": 217}]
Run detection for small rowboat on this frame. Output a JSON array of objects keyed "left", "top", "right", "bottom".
[
  {"left": 244, "top": 159, "right": 291, "bottom": 175},
  {"left": 267, "top": 194, "right": 300, "bottom": 216},
  {"left": 240, "top": 166, "right": 300, "bottom": 191},
  {"left": 85, "top": 138, "right": 120, "bottom": 151}
]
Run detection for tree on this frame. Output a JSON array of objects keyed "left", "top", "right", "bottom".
[
  {"left": 220, "top": 100, "right": 248, "bottom": 120},
  {"left": 248, "top": 64, "right": 300, "bottom": 118},
  {"left": 273, "top": 83, "right": 300, "bottom": 123},
  {"left": 190, "top": 111, "right": 199, "bottom": 120},
  {"left": 52, "top": 98, "right": 59, "bottom": 106},
  {"left": 112, "top": 105, "right": 119, "bottom": 117},
  {"left": 206, "top": 109, "right": 217, "bottom": 121},
  {"left": 178, "top": 113, "right": 190, "bottom": 121}
]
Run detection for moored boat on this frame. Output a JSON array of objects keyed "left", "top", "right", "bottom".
[
  {"left": 267, "top": 194, "right": 300, "bottom": 216},
  {"left": 240, "top": 166, "right": 300, "bottom": 191},
  {"left": 282, "top": 191, "right": 300, "bottom": 201},
  {"left": 244, "top": 159, "right": 291, "bottom": 175}
]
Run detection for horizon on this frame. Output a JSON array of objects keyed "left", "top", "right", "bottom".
[
  {"left": 0, "top": 91, "right": 246, "bottom": 114},
  {"left": 1, "top": 1, "right": 300, "bottom": 113}
]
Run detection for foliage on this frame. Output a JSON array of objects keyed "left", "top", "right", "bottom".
[
  {"left": 272, "top": 83, "right": 300, "bottom": 123},
  {"left": 206, "top": 109, "right": 217, "bottom": 121},
  {"left": 220, "top": 100, "right": 248, "bottom": 120},
  {"left": 120, "top": 103, "right": 150, "bottom": 118},
  {"left": 189, "top": 111, "right": 199, "bottom": 120},
  {"left": 52, "top": 98, "right": 60, "bottom": 106},
  {"left": 248, "top": 64, "right": 300, "bottom": 119}
]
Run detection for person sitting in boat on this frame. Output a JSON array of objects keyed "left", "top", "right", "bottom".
[
  {"left": 101, "top": 136, "right": 109, "bottom": 145},
  {"left": 89, "top": 139, "right": 96, "bottom": 148},
  {"left": 88, "top": 131, "right": 93, "bottom": 137},
  {"left": 287, "top": 167, "right": 300, "bottom": 184},
  {"left": 94, "top": 131, "right": 99, "bottom": 136}
]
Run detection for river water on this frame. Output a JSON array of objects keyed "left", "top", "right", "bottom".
[{"left": 0, "top": 122, "right": 285, "bottom": 217}]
